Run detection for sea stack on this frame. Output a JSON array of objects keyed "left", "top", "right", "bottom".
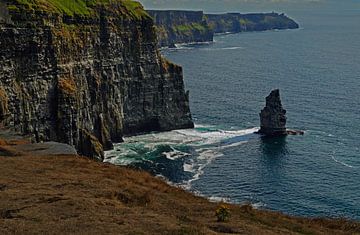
[{"left": 258, "top": 89, "right": 287, "bottom": 136}]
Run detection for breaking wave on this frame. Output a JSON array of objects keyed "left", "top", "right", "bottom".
[{"left": 104, "top": 125, "right": 258, "bottom": 189}]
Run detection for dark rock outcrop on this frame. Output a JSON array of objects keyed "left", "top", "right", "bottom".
[
  {"left": 0, "top": 1, "right": 194, "bottom": 160},
  {"left": 0, "top": 2, "right": 11, "bottom": 24},
  {"left": 258, "top": 89, "right": 287, "bottom": 136},
  {"left": 258, "top": 89, "right": 304, "bottom": 136},
  {"left": 147, "top": 10, "right": 213, "bottom": 47}
]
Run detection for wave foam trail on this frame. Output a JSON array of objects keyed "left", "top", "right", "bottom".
[
  {"left": 331, "top": 155, "right": 355, "bottom": 168},
  {"left": 202, "top": 46, "right": 243, "bottom": 51},
  {"left": 174, "top": 127, "right": 258, "bottom": 146},
  {"left": 105, "top": 125, "right": 259, "bottom": 189},
  {"left": 208, "top": 196, "right": 231, "bottom": 203}
]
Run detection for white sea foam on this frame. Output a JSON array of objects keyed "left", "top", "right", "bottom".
[
  {"left": 105, "top": 125, "right": 259, "bottom": 189},
  {"left": 201, "top": 46, "right": 243, "bottom": 51},
  {"left": 163, "top": 147, "right": 190, "bottom": 160},
  {"left": 174, "top": 127, "right": 258, "bottom": 146},
  {"left": 171, "top": 42, "right": 213, "bottom": 50},
  {"left": 331, "top": 156, "right": 355, "bottom": 168},
  {"left": 208, "top": 196, "right": 231, "bottom": 203},
  {"left": 104, "top": 156, "right": 140, "bottom": 166},
  {"left": 251, "top": 202, "right": 266, "bottom": 209},
  {"left": 183, "top": 162, "right": 194, "bottom": 173}
]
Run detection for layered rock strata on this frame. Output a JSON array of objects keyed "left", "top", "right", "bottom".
[
  {"left": 0, "top": 1, "right": 194, "bottom": 159},
  {"left": 147, "top": 10, "right": 299, "bottom": 47},
  {"left": 206, "top": 12, "right": 299, "bottom": 34},
  {"left": 147, "top": 10, "right": 213, "bottom": 47},
  {"left": 258, "top": 89, "right": 287, "bottom": 136}
]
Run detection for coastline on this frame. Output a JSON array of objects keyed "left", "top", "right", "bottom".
[
  {"left": 1, "top": 153, "right": 359, "bottom": 234},
  {"left": 0, "top": 129, "right": 358, "bottom": 233}
]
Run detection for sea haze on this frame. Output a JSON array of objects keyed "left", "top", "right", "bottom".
[{"left": 105, "top": 9, "right": 360, "bottom": 219}]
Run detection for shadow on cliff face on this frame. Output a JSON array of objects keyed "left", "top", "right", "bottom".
[{"left": 260, "top": 136, "right": 288, "bottom": 158}]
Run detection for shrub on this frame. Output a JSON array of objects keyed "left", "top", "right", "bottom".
[{"left": 215, "top": 204, "right": 230, "bottom": 222}]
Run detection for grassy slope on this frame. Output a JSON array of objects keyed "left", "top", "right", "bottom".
[
  {"left": 8, "top": 0, "right": 149, "bottom": 18},
  {"left": 0, "top": 155, "right": 359, "bottom": 235},
  {"left": 173, "top": 23, "right": 208, "bottom": 33}
]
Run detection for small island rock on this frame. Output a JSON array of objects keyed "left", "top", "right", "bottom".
[{"left": 258, "top": 89, "right": 287, "bottom": 136}]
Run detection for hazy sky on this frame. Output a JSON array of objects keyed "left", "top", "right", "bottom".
[{"left": 138, "top": 0, "right": 360, "bottom": 13}]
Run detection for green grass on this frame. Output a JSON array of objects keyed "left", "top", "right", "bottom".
[
  {"left": 173, "top": 23, "right": 207, "bottom": 33},
  {"left": 121, "top": 0, "right": 149, "bottom": 19},
  {"left": 8, "top": 0, "right": 149, "bottom": 18}
]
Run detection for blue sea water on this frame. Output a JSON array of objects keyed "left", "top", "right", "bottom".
[{"left": 105, "top": 9, "right": 360, "bottom": 220}]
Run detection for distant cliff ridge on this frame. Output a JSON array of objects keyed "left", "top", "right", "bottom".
[
  {"left": 147, "top": 10, "right": 213, "bottom": 47},
  {"left": 0, "top": 0, "right": 193, "bottom": 159},
  {"left": 206, "top": 12, "right": 299, "bottom": 34},
  {"left": 147, "top": 10, "right": 299, "bottom": 47}
]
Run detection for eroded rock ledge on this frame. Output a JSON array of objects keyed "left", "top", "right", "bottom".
[{"left": 0, "top": 1, "right": 194, "bottom": 159}]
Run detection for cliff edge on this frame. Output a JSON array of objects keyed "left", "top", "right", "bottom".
[{"left": 0, "top": 0, "right": 194, "bottom": 159}]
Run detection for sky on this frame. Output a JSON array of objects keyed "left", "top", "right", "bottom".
[{"left": 138, "top": 0, "right": 360, "bottom": 13}]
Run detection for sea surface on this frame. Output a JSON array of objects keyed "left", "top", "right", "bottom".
[{"left": 105, "top": 9, "right": 360, "bottom": 220}]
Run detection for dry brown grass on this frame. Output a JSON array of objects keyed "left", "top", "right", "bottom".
[
  {"left": 58, "top": 77, "right": 77, "bottom": 95},
  {"left": 0, "top": 155, "right": 359, "bottom": 235}
]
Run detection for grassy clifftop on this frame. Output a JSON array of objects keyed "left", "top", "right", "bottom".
[
  {"left": 0, "top": 153, "right": 359, "bottom": 234},
  {"left": 7, "top": 0, "right": 149, "bottom": 19}
]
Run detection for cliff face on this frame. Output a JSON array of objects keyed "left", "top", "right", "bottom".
[
  {"left": 206, "top": 12, "right": 299, "bottom": 34},
  {"left": 147, "top": 10, "right": 299, "bottom": 47},
  {"left": 0, "top": 1, "right": 193, "bottom": 159},
  {"left": 0, "top": 2, "right": 11, "bottom": 24},
  {"left": 147, "top": 10, "right": 213, "bottom": 47}
]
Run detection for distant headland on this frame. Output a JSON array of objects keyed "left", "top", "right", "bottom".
[{"left": 147, "top": 10, "right": 299, "bottom": 47}]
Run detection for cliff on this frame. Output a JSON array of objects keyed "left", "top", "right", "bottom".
[
  {"left": 0, "top": 0, "right": 194, "bottom": 160},
  {"left": 147, "top": 10, "right": 299, "bottom": 47},
  {"left": 147, "top": 10, "right": 213, "bottom": 47},
  {"left": 206, "top": 12, "right": 299, "bottom": 34}
]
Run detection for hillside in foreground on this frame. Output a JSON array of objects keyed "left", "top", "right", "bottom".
[{"left": 0, "top": 153, "right": 359, "bottom": 235}]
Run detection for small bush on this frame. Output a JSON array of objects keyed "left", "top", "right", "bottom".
[{"left": 215, "top": 204, "right": 230, "bottom": 222}]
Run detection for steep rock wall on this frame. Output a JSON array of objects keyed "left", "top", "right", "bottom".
[
  {"left": 147, "top": 10, "right": 213, "bottom": 47},
  {"left": 0, "top": 1, "right": 193, "bottom": 159}
]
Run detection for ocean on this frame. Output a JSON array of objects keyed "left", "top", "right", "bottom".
[{"left": 105, "top": 9, "right": 360, "bottom": 220}]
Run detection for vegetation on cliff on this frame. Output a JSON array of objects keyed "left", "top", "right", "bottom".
[
  {"left": 173, "top": 23, "right": 208, "bottom": 34},
  {"left": 148, "top": 10, "right": 299, "bottom": 47},
  {"left": 7, "top": 0, "right": 149, "bottom": 19},
  {"left": 207, "top": 12, "right": 299, "bottom": 34},
  {"left": 147, "top": 10, "right": 213, "bottom": 47}
]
